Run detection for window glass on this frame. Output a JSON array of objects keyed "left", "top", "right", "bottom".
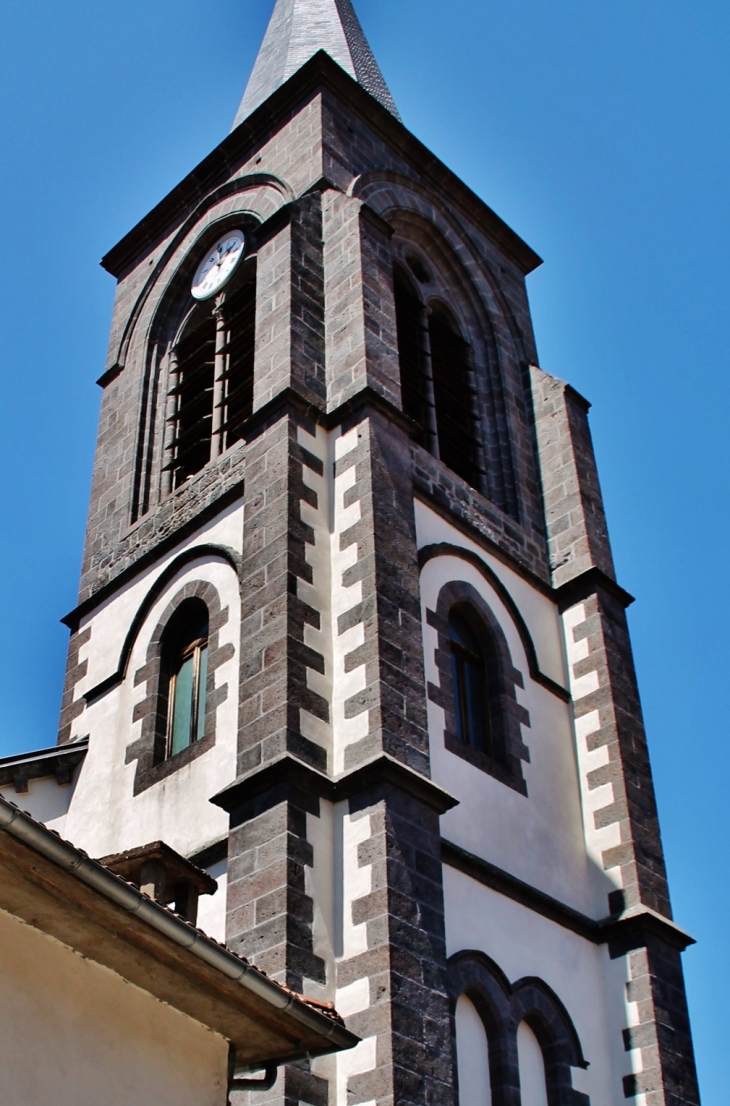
[
  {"left": 449, "top": 608, "right": 493, "bottom": 755},
  {"left": 196, "top": 644, "right": 208, "bottom": 742},
  {"left": 170, "top": 653, "right": 196, "bottom": 757},
  {"left": 164, "top": 606, "right": 209, "bottom": 758}
]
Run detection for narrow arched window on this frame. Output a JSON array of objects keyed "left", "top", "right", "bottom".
[
  {"left": 517, "top": 1021, "right": 549, "bottom": 1106},
  {"left": 173, "top": 306, "right": 216, "bottom": 486},
  {"left": 449, "top": 607, "right": 494, "bottom": 757},
  {"left": 165, "top": 255, "right": 256, "bottom": 491},
  {"left": 455, "top": 994, "right": 492, "bottom": 1106},
  {"left": 161, "top": 600, "right": 209, "bottom": 759},
  {"left": 429, "top": 306, "right": 480, "bottom": 488},
  {"left": 394, "top": 265, "right": 430, "bottom": 448},
  {"left": 220, "top": 258, "right": 256, "bottom": 449}
]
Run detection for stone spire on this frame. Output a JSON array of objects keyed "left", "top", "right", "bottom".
[{"left": 232, "top": 0, "right": 400, "bottom": 129}]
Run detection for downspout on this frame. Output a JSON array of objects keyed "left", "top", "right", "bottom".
[{"left": 227, "top": 1045, "right": 278, "bottom": 1098}]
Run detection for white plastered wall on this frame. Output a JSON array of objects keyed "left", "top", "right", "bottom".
[
  {"left": 445, "top": 868, "right": 642, "bottom": 1106},
  {"left": 416, "top": 501, "right": 614, "bottom": 916},
  {"left": 309, "top": 799, "right": 379, "bottom": 1106},
  {"left": 0, "top": 906, "right": 227, "bottom": 1106},
  {"left": 295, "top": 422, "right": 370, "bottom": 775},
  {"left": 0, "top": 774, "right": 77, "bottom": 835},
  {"left": 420, "top": 500, "right": 642, "bottom": 1102},
  {"left": 30, "top": 504, "right": 246, "bottom": 937}
]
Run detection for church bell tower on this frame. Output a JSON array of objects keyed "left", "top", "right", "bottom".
[{"left": 46, "top": 1, "right": 699, "bottom": 1102}]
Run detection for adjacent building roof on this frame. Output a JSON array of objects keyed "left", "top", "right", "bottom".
[
  {"left": 0, "top": 737, "right": 88, "bottom": 793},
  {"left": 232, "top": 0, "right": 400, "bottom": 128},
  {"left": 0, "top": 794, "right": 358, "bottom": 1067}
]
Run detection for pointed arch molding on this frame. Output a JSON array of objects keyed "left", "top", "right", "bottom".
[
  {"left": 419, "top": 543, "right": 570, "bottom": 702},
  {"left": 448, "top": 949, "right": 589, "bottom": 1106},
  {"left": 350, "top": 169, "right": 531, "bottom": 360},
  {"left": 103, "top": 173, "right": 293, "bottom": 380},
  {"left": 83, "top": 544, "right": 240, "bottom": 705}
]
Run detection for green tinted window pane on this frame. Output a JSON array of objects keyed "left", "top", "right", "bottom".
[
  {"left": 170, "top": 654, "right": 194, "bottom": 756},
  {"left": 196, "top": 646, "right": 208, "bottom": 741}
]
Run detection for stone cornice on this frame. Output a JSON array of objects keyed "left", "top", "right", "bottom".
[
  {"left": 211, "top": 752, "right": 459, "bottom": 820},
  {"left": 442, "top": 840, "right": 694, "bottom": 952}
]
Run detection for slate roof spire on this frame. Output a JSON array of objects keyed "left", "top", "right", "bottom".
[{"left": 232, "top": 0, "right": 400, "bottom": 129}]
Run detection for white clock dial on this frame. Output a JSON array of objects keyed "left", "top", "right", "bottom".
[{"left": 191, "top": 230, "right": 246, "bottom": 300}]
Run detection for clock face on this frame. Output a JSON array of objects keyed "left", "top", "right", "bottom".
[{"left": 191, "top": 230, "right": 246, "bottom": 300}]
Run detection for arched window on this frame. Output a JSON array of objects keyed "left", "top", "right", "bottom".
[
  {"left": 161, "top": 600, "right": 209, "bottom": 758},
  {"left": 517, "top": 1021, "right": 549, "bottom": 1106},
  {"left": 393, "top": 266, "right": 481, "bottom": 490},
  {"left": 449, "top": 606, "right": 495, "bottom": 759},
  {"left": 455, "top": 994, "right": 492, "bottom": 1106},
  {"left": 393, "top": 265, "right": 431, "bottom": 449},
  {"left": 165, "top": 257, "right": 256, "bottom": 491},
  {"left": 220, "top": 260, "right": 256, "bottom": 450},
  {"left": 172, "top": 305, "right": 216, "bottom": 486},
  {"left": 428, "top": 305, "right": 480, "bottom": 488}
]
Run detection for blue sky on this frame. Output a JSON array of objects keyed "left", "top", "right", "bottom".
[{"left": 0, "top": 0, "right": 727, "bottom": 1099}]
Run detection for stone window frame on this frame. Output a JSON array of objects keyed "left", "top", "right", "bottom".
[
  {"left": 392, "top": 252, "right": 488, "bottom": 495},
  {"left": 389, "top": 228, "right": 519, "bottom": 519},
  {"left": 161, "top": 254, "right": 258, "bottom": 496},
  {"left": 448, "top": 950, "right": 590, "bottom": 1106},
  {"left": 126, "top": 579, "right": 233, "bottom": 796},
  {"left": 132, "top": 213, "right": 262, "bottom": 524},
  {"left": 427, "top": 579, "right": 530, "bottom": 795}
]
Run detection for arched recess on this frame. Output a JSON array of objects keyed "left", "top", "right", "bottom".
[
  {"left": 111, "top": 174, "right": 292, "bottom": 374},
  {"left": 349, "top": 169, "right": 533, "bottom": 364},
  {"left": 133, "top": 211, "right": 263, "bottom": 520},
  {"left": 448, "top": 951, "right": 589, "bottom": 1106},
  {"left": 83, "top": 544, "right": 240, "bottom": 704},
  {"left": 115, "top": 175, "right": 290, "bottom": 525},
  {"left": 419, "top": 544, "right": 569, "bottom": 702},
  {"left": 383, "top": 199, "right": 519, "bottom": 515},
  {"left": 456, "top": 993, "right": 493, "bottom": 1106},
  {"left": 124, "top": 574, "right": 235, "bottom": 796},
  {"left": 426, "top": 576, "right": 531, "bottom": 793}
]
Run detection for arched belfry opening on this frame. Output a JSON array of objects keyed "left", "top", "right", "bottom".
[
  {"left": 391, "top": 240, "right": 518, "bottom": 516},
  {"left": 162, "top": 253, "right": 257, "bottom": 495},
  {"left": 428, "top": 302, "right": 481, "bottom": 489}
]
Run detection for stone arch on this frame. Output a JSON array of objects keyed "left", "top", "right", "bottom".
[
  {"left": 448, "top": 951, "right": 589, "bottom": 1106},
  {"left": 133, "top": 209, "right": 264, "bottom": 520},
  {"left": 111, "top": 174, "right": 291, "bottom": 374},
  {"left": 351, "top": 169, "right": 531, "bottom": 363},
  {"left": 83, "top": 544, "right": 240, "bottom": 704},
  {"left": 383, "top": 197, "right": 519, "bottom": 515},
  {"left": 427, "top": 578, "right": 531, "bottom": 794},
  {"left": 124, "top": 576, "right": 234, "bottom": 795},
  {"left": 112, "top": 177, "right": 289, "bottom": 524}
]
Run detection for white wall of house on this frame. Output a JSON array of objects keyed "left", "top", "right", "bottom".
[{"left": 0, "top": 905, "right": 228, "bottom": 1106}]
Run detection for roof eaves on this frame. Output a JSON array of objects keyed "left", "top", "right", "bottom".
[{"left": 0, "top": 794, "right": 357, "bottom": 1052}]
